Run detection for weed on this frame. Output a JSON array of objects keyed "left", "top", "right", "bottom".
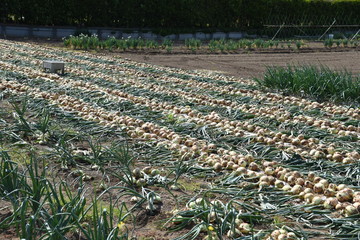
[
  {"left": 185, "top": 39, "right": 202, "bottom": 51},
  {"left": 162, "top": 39, "right": 173, "bottom": 49},
  {"left": 255, "top": 65, "right": 360, "bottom": 104}
]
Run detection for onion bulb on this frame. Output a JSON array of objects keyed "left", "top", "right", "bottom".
[
  {"left": 323, "top": 197, "right": 338, "bottom": 209},
  {"left": 336, "top": 188, "right": 353, "bottom": 202}
]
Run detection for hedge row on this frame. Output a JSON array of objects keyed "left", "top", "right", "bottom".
[{"left": 1, "top": 0, "right": 359, "bottom": 30}]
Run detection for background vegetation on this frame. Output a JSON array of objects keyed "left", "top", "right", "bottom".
[
  {"left": 1, "top": 0, "right": 359, "bottom": 32},
  {"left": 255, "top": 65, "right": 360, "bottom": 104}
]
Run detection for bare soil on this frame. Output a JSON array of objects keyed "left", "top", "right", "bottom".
[
  {"left": 25, "top": 39, "right": 360, "bottom": 79},
  {"left": 120, "top": 50, "right": 360, "bottom": 79},
  {"left": 2, "top": 40, "right": 355, "bottom": 239}
]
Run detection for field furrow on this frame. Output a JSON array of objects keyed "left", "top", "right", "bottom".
[{"left": 1, "top": 39, "right": 359, "bottom": 240}]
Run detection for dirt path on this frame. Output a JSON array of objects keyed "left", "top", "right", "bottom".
[{"left": 120, "top": 51, "right": 360, "bottom": 79}]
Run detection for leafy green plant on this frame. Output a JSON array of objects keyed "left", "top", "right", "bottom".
[
  {"left": 35, "top": 110, "right": 50, "bottom": 135},
  {"left": 254, "top": 39, "right": 264, "bottom": 48},
  {"left": 342, "top": 39, "right": 349, "bottom": 47},
  {"left": 76, "top": 197, "right": 129, "bottom": 240},
  {"left": 0, "top": 151, "right": 87, "bottom": 239},
  {"left": 274, "top": 40, "right": 279, "bottom": 48},
  {"left": 166, "top": 46, "right": 173, "bottom": 53},
  {"left": 208, "top": 40, "right": 218, "bottom": 52},
  {"left": 18, "top": 198, "right": 39, "bottom": 240},
  {"left": 10, "top": 97, "right": 33, "bottom": 137},
  {"left": 24, "top": 154, "right": 47, "bottom": 214},
  {"left": 64, "top": 35, "right": 163, "bottom": 51},
  {"left": 145, "top": 40, "right": 159, "bottom": 49},
  {"left": 54, "top": 132, "right": 79, "bottom": 167},
  {"left": 162, "top": 38, "right": 173, "bottom": 49},
  {"left": 38, "top": 180, "right": 87, "bottom": 239},
  {"left": 90, "top": 35, "right": 100, "bottom": 49},
  {"left": 63, "top": 37, "right": 71, "bottom": 48},
  {"left": 324, "top": 39, "right": 334, "bottom": 48},
  {"left": 225, "top": 40, "right": 237, "bottom": 51},
  {"left": 185, "top": 38, "right": 202, "bottom": 51},
  {"left": 118, "top": 39, "right": 128, "bottom": 51},
  {"left": 63, "top": 34, "right": 100, "bottom": 50},
  {"left": 245, "top": 40, "right": 253, "bottom": 49},
  {"left": 104, "top": 37, "right": 118, "bottom": 51},
  {"left": 0, "top": 151, "right": 23, "bottom": 207},
  {"left": 106, "top": 143, "right": 137, "bottom": 188},
  {"left": 255, "top": 65, "right": 360, "bottom": 104},
  {"left": 126, "top": 38, "right": 145, "bottom": 49},
  {"left": 295, "top": 41, "right": 303, "bottom": 50},
  {"left": 268, "top": 40, "right": 274, "bottom": 48}
]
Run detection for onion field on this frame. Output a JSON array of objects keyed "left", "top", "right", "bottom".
[{"left": 0, "top": 39, "right": 360, "bottom": 240}]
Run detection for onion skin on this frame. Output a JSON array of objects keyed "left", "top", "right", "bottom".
[
  {"left": 313, "top": 183, "right": 325, "bottom": 194},
  {"left": 312, "top": 196, "right": 325, "bottom": 205},
  {"left": 323, "top": 197, "right": 339, "bottom": 209},
  {"left": 336, "top": 188, "right": 353, "bottom": 202},
  {"left": 275, "top": 180, "right": 285, "bottom": 189},
  {"left": 345, "top": 205, "right": 359, "bottom": 216},
  {"left": 324, "top": 189, "right": 336, "bottom": 197},
  {"left": 304, "top": 193, "right": 314, "bottom": 203},
  {"left": 335, "top": 202, "right": 351, "bottom": 211},
  {"left": 353, "top": 202, "right": 360, "bottom": 211},
  {"left": 353, "top": 193, "right": 360, "bottom": 202},
  {"left": 270, "top": 230, "right": 281, "bottom": 239},
  {"left": 213, "top": 162, "right": 222, "bottom": 172},
  {"left": 239, "top": 223, "right": 251, "bottom": 234},
  {"left": 287, "top": 232, "right": 297, "bottom": 240},
  {"left": 291, "top": 185, "right": 303, "bottom": 195}
]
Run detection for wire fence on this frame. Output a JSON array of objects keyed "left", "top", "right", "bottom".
[
  {"left": 261, "top": 15, "right": 360, "bottom": 39},
  {"left": 1, "top": 15, "right": 359, "bottom": 41},
  {"left": 262, "top": 24, "right": 360, "bottom": 39}
]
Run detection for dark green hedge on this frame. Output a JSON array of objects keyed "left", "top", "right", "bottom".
[{"left": 1, "top": 0, "right": 359, "bottom": 29}]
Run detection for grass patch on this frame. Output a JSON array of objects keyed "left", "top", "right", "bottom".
[{"left": 255, "top": 65, "right": 360, "bottom": 104}]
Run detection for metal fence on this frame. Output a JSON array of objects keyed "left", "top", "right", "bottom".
[
  {"left": 263, "top": 24, "right": 360, "bottom": 39},
  {"left": 0, "top": 24, "right": 246, "bottom": 40},
  {"left": 1, "top": 23, "right": 359, "bottom": 41},
  {"left": 261, "top": 15, "right": 360, "bottom": 39}
]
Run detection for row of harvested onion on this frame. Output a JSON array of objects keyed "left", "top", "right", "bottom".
[
  {"left": 2, "top": 79, "right": 360, "bottom": 218},
  {"left": 2, "top": 39, "right": 358, "bottom": 122},
  {"left": 2, "top": 59, "right": 358, "bottom": 166},
  {"left": 63, "top": 62, "right": 360, "bottom": 140},
  {"left": 65, "top": 62, "right": 360, "bottom": 141}
]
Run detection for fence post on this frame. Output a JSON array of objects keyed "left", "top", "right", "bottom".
[
  {"left": 350, "top": 28, "right": 360, "bottom": 41},
  {"left": 28, "top": 26, "right": 33, "bottom": 38},
  {"left": 1, "top": 24, "right": 6, "bottom": 38},
  {"left": 271, "top": 23, "right": 285, "bottom": 40},
  {"left": 52, "top": 27, "right": 57, "bottom": 39},
  {"left": 318, "top": 19, "right": 336, "bottom": 40}
]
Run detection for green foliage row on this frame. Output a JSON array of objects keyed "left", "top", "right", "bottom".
[
  {"left": 1, "top": 0, "right": 360, "bottom": 30},
  {"left": 255, "top": 65, "right": 360, "bottom": 104},
  {"left": 63, "top": 34, "right": 173, "bottom": 52},
  {"left": 0, "top": 97, "right": 161, "bottom": 239},
  {"left": 208, "top": 39, "right": 304, "bottom": 51},
  {"left": 64, "top": 35, "right": 359, "bottom": 52},
  {"left": 0, "top": 150, "right": 130, "bottom": 240},
  {"left": 324, "top": 38, "right": 359, "bottom": 48}
]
